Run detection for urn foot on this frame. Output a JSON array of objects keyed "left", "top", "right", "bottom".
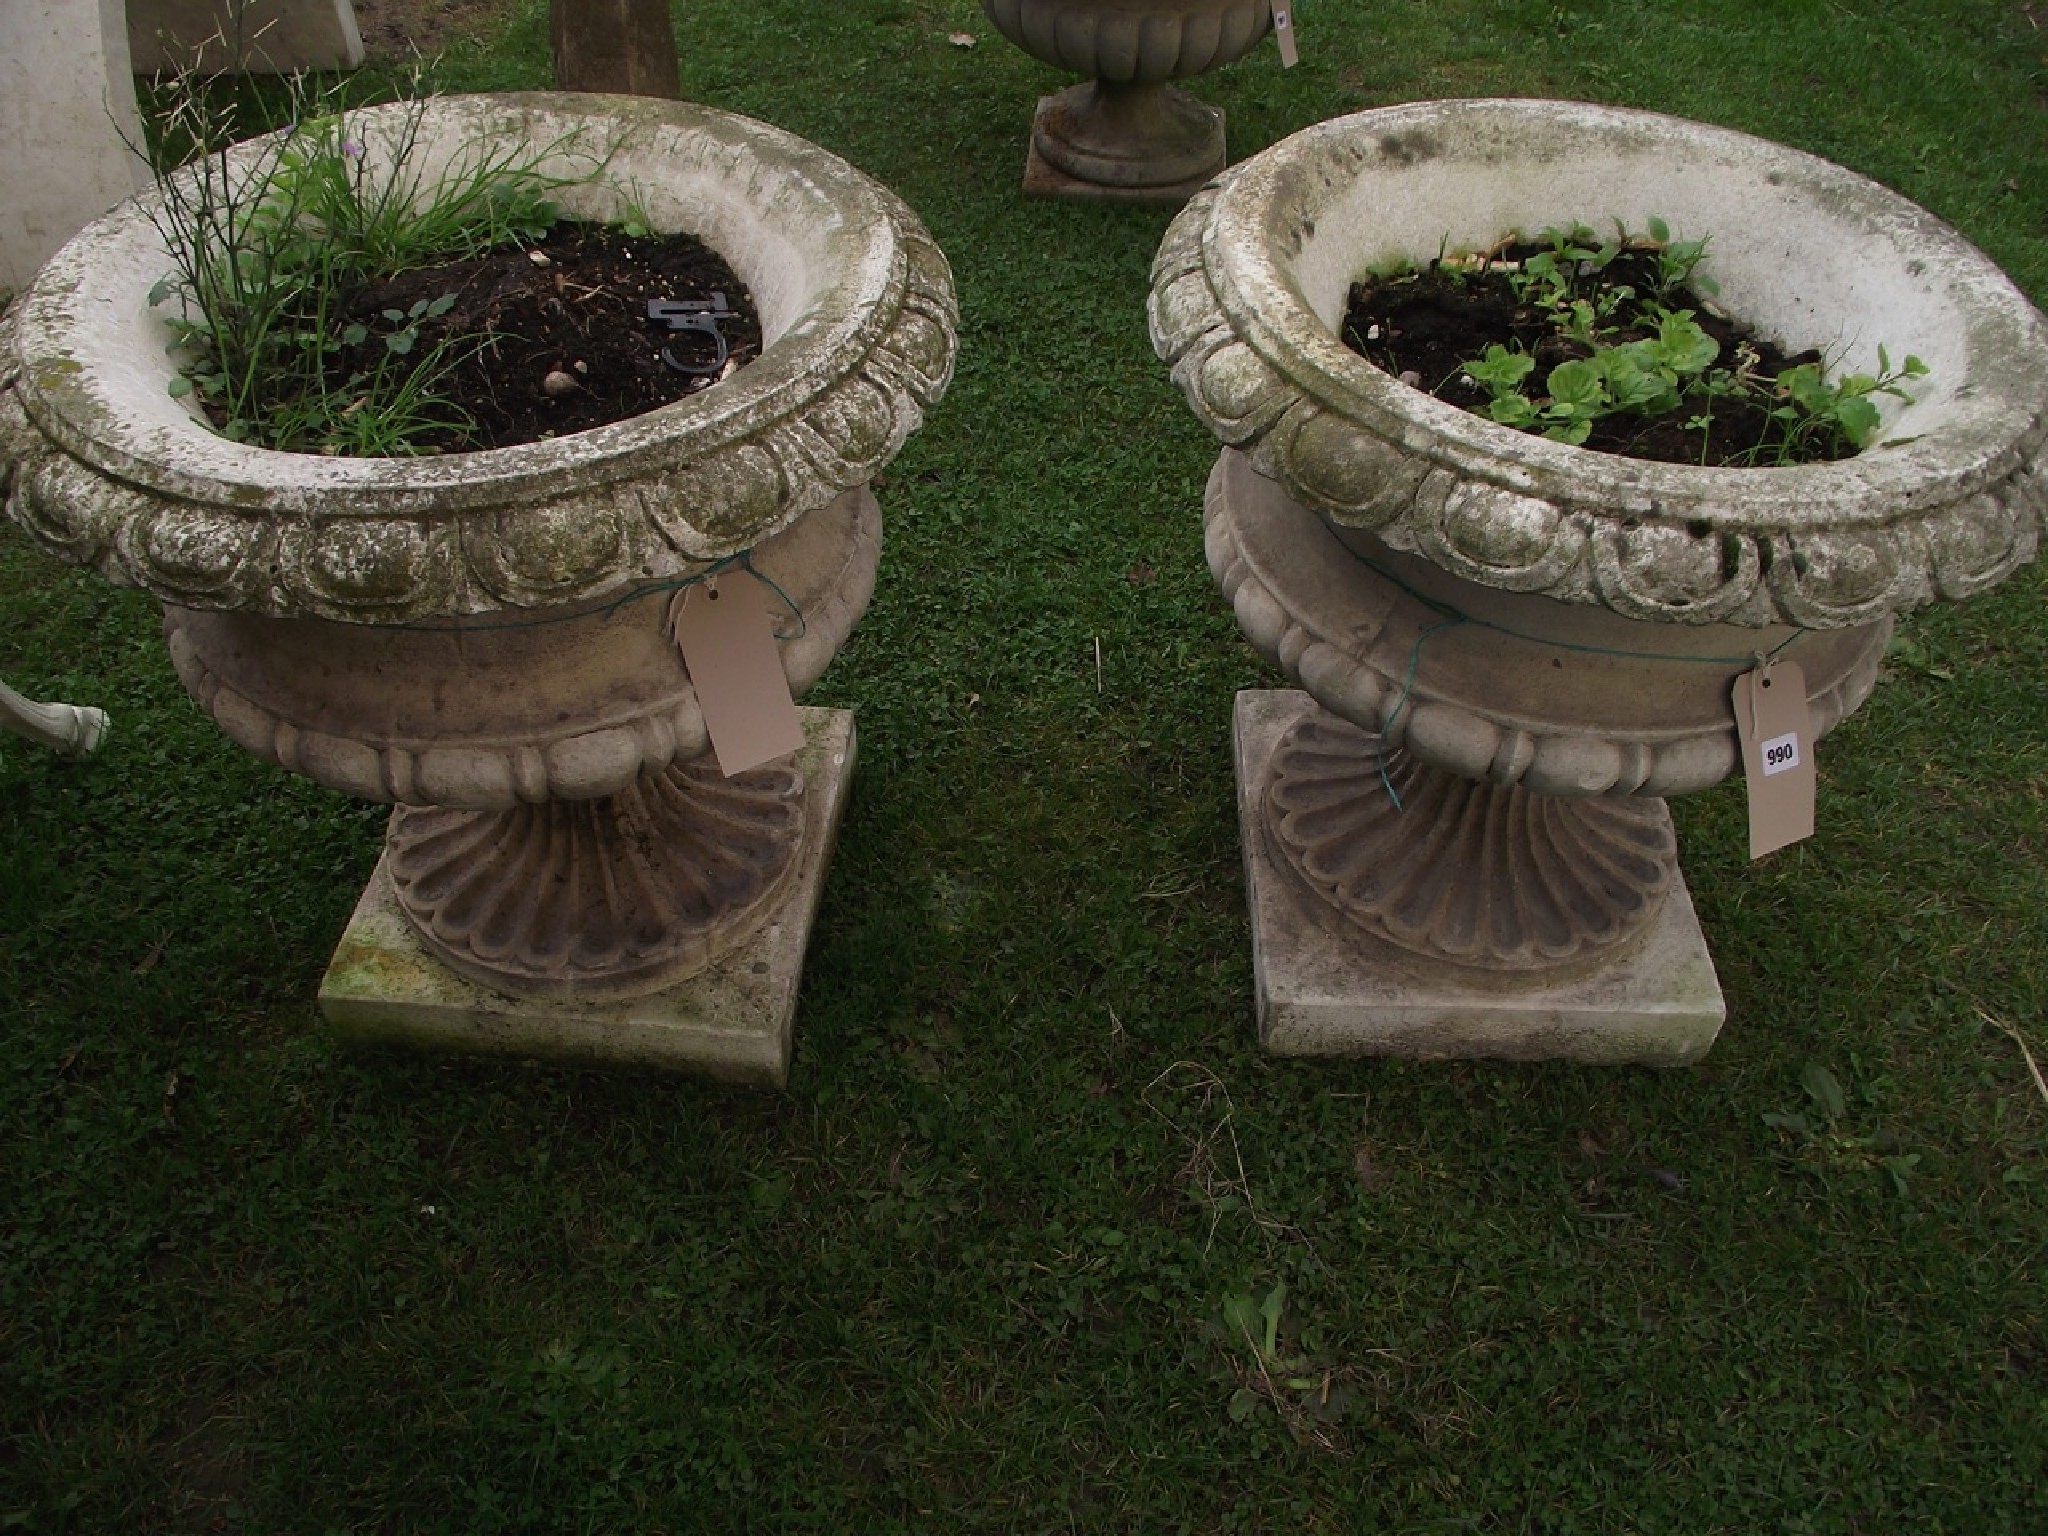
[
  {"left": 1263, "top": 707, "right": 1680, "bottom": 973},
  {"left": 317, "top": 709, "right": 857, "bottom": 1086},
  {"left": 1235, "top": 691, "right": 1725, "bottom": 1066},
  {"left": 1024, "top": 81, "right": 1225, "bottom": 203},
  {"left": 386, "top": 748, "right": 807, "bottom": 1002}
]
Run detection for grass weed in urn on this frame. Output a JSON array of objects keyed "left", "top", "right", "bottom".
[{"left": 138, "top": 72, "right": 768, "bottom": 456}]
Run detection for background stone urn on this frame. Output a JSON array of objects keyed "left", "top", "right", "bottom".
[
  {"left": 0, "top": 93, "right": 958, "bottom": 1084},
  {"left": 980, "top": 0, "right": 1272, "bottom": 203},
  {"left": 1148, "top": 98, "right": 2048, "bottom": 1064}
]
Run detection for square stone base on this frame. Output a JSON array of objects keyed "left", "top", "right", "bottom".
[
  {"left": 1234, "top": 691, "right": 1726, "bottom": 1066},
  {"left": 1020, "top": 95, "right": 1224, "bottom": 206},
  {"left": 316, "top": 709, "right": 857, "bottom": 1088}
]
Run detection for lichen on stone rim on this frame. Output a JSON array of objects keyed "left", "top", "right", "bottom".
[
  {"left": 0, "top": 94, "right": 958, "bottom": 623},
  {"left": 1149, "top": 98, "right": 2048, "bottom": 630}
]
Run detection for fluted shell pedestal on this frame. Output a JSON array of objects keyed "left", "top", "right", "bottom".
[
  {"left": 1209, "top": 448, "right": 1889, "bottom": 1065},
  {"left": 318, "top": 709, "right": 855, "bottom": 1086},
  {"left": 1233, "top": 691, "right": 1724, "bottom": 1064}
]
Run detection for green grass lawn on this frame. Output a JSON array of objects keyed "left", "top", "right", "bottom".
[{"left": 4, "top": 1, "right": 2047, "bottom": 1530}]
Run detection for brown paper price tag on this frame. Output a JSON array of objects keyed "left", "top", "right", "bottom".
[
  {"left": 1731, "top": 658, "right": 1816, "bottom": 859},
  {"left": 1270, "top": 1, "right": 1300, "bottom": 66},
  {"left": 671, "top": 573, "right": 805, "bottom": 776}
]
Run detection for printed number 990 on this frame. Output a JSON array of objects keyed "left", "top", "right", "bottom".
[{"left": 1760, "top": 732, "right": 1800, "bottom": 776}]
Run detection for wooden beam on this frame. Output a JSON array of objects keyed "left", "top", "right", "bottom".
[{"left": 549, "top": 0, "right": 680, "bottom": 98}]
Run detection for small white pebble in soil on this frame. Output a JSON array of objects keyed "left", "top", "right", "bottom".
[
  {"left": 528, "top": 249, "right": 552, "bottom": 267},
  {"left": 572, "top": 359, "right": 589, "bottom": 374},
  {"left": 541, "top": 369, "right": 579, "bottom": 397},
  {"left": 1366, "top": 324, "right": 1381, "bottom": 340},
  {"left": 1399, "top": 370, "right": 1422, "bottom": 387}
]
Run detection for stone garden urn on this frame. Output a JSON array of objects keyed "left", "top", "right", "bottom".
[
  {"left": 0, "top": 94, "right": 957, "bottom": 1085},
  {"left": 1148, "top": 99, "right": 2048, "bottom": 1064},
  {"left": 980, "top": 0, "right": 1273, "bottom": 203}
]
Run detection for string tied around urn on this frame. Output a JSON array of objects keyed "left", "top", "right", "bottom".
[
  {"left": 1260, "top": 520, "right": 1832, "bottom": 978},
  {"left": 1314, "top": 511, "right": 1813, "bottom": 811}
]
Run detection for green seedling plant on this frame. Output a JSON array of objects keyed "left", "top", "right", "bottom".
[
  {"left": 1446, "top": 220, "right": 1922, "bottom": 461},
  {"left": 143, "top": 69, "right": 586, "bottom": 454},
  {"left": 1504, "top": 222, "right": 1623, "bottom": 339},
  {"left": 1505, "top": 218, "right": 1712, "bottom": 302},
  {"left": 1772, "top": 345, "right": 1931, "bottom": 456},
  {"left": 354, "top": 291, "right": 461, "bottom": 358},
  {"left": 1221, "top": 1281, "right": 1309, "bottom": 1418},
  {"left": 267, "top": 314, "right": 480, "bottom": 458},
  {"left": 1643, "top": 215, "right": 1716, "bottom": 302},
  {"left": 1466, "top": 304, "right": 1723, "bottom": 445},
  {"left": 1215, "top": 1280, "right": 1354, "bottom": 1450}
]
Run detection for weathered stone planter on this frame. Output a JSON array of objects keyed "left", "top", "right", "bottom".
[
  {"left": 1149, "top": 99, "right": 2048, "bottom": 1064},
  {"left": 0, "top": 94, "right": 957, "bottom": 1084},
  {"left": 980, "top": 0, "right": 1271, "bottom": 203}
]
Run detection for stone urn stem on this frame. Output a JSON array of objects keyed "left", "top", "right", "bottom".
[
  {"left": 386, "top": 753, "right": 805, "bottom": 999},
  {"left": 1033, "top": 76, "right": 1228, "bottom": 191},
  {"left": 1260, "top": 715, "right": 1682, "bottom": 973}
]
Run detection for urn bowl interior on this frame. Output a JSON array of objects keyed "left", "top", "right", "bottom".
[
  {"left": 1213, "top": 98, "right": 2048, "bottom": 523},
  {"left": 12, "top": 93, "right": 919, "bottom": 529}
]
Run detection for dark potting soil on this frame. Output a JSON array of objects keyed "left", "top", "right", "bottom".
[
  {"left": 333, "top": 220, "right": 762, "bottom": 452},
  {"left": 1340, "top": 241, "right": 1843, "bottom": 466}
]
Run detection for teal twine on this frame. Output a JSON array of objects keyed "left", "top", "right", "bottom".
[
  {"left": 374, "top": 547, "right": 809, "bottom": 641},
  {"left": 1312, "top": 512, "right": 1808, "bottom": 810},
  {"left": 1379, "top": 616, "right": 1468, "bottom": 809}
]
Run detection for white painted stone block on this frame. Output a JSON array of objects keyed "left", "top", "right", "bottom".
[{"left": 0, "top": 0, "right": 149, "bottom": 292}]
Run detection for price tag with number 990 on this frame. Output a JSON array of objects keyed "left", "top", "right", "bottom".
[
  {"left": 1760, "top": 731, "right": 1801, "bottom": 776},
  {"left": 1733, "top": 662, "right": 1815, "bottom": 858}
]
